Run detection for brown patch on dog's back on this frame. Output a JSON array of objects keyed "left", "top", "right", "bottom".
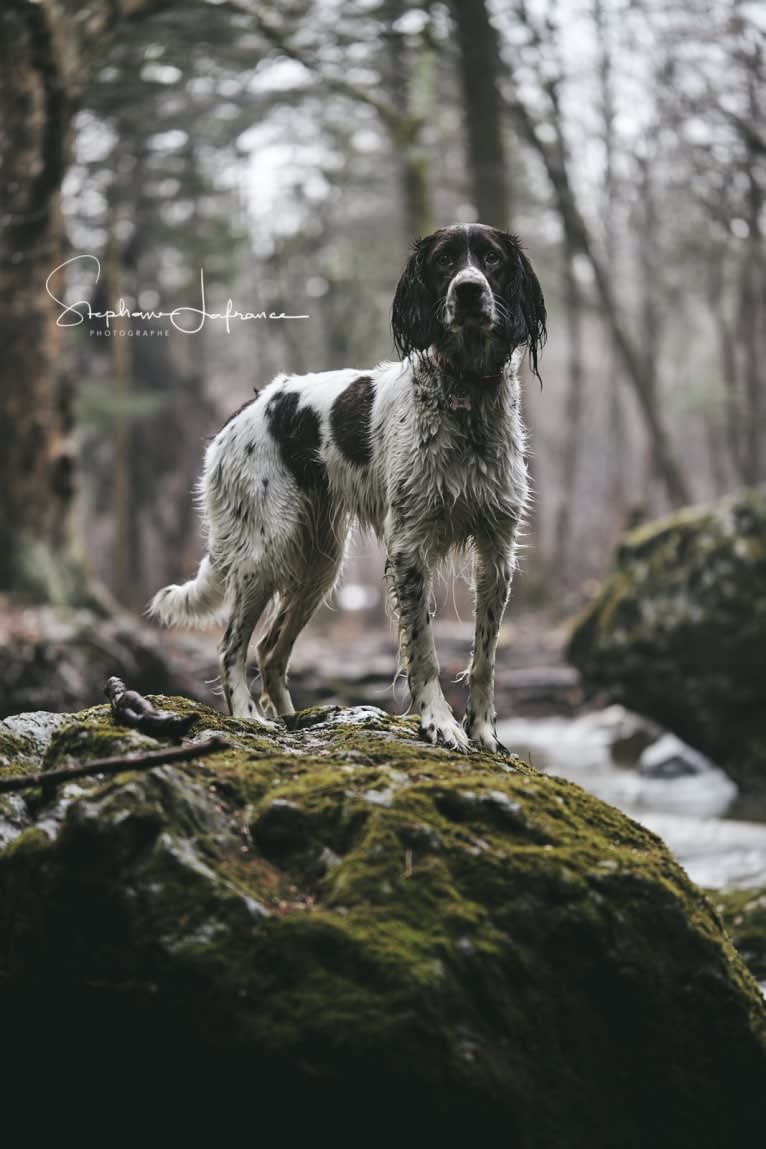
[
  {"left": 266, "top": 391, "right": 327, "bottom": 494},
  {"left": 330, "top": 376, "right": 375, "bottom": 468}
]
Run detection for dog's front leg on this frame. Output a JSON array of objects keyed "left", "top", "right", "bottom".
[
  {"left": 464, "top": 538, "right": 515, "bottom": 753},
  {"left": 387, "top": 541, "right": 470, "bottom": 751}
]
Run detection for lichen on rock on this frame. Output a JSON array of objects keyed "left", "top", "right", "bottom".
[
  {"left": 712, "top": 887, "right": 766, "bottom": 983},
  {"left": 0, "top": 697, "right": 764, "bottom": 1140},
  {"left": 568, "top": 489, "right": 766, "bottom": 793}
]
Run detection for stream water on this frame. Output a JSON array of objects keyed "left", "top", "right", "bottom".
[{"left": 497, "top": 708, "right": 766, "bottom": 891}]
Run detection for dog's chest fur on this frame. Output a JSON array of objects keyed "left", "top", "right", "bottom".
[{"left": 360, "top": 359, "right": 528, "bottom": 549}]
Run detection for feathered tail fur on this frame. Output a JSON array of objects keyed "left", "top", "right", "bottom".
[{"left": 149, "top": 554, "right": 224, "bottom": 626}]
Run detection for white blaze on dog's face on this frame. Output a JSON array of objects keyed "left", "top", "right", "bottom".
[{"left": 433, "top": 229, "right": 499, "bottom": 330}]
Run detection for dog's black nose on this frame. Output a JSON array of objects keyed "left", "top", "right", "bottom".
[{"left": 454, "top": 279, "right": 487, "bottom": 307}]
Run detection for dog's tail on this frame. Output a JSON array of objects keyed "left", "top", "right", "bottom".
[{"left": 148, "top": 554, "right": 224, "bottom": 626}]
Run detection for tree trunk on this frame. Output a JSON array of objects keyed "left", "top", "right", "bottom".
[
  {"left": 636, "top": 148, "right": 664, "bottom": 505},
  {"left": 383, "top": 0, "right": 433, "bottom": 238},
  {"left": 0, "top": 2, "right": 71, "bottom": 596},
  {"left": 734, "top": 0, "right": 765, "bottom": 487},
  {"left": 105, "top": 214, "right": 136, "bottom": 608},
  {"left": 592, "top": 0, "right": 628, "bottom": 524},
  {"left": 0, "top": 0, "right": 166, "bottom": 601},
  {"left": 554, "top": 241, "right": 585, "bottom": 572},
  {"left": 707, "top": 260, "right": 743, "bottom": 483},
  {"left": 738, "top": 116, "right": 764, "bottom": 485},
  {"left": 450, "top": 0, "right": 510, "bottom": 227}
]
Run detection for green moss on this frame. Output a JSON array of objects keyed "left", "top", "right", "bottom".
[
  {"left": 0, "top": 697, "right": 764, "bottom": 1140},
  {"left": 0, "top": 826, "right": 53, "bottom": 857},
  {"left": 0, "top": 729, "right": 38, "bottom": 776},
  {"left": 710, "top": 888, "right": 766, "bottom": 981},
  {"left": 41, "top": 716, "right": 159, "bottom": 772}
]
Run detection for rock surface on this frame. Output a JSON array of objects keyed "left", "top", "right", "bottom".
[
  {"left": 568, "top": 490, "right": 766, "bottom": 792},
  {"left": 712, "top": 888, "right": 766, "bottom": 985},
  {"left": 639, "top": 733, "right": 724, "bottom": 780},
  {"left": 0, "top": 601, "right": 208, "bottom": 716},
  {"left": 1, "top": 698, "right": 764, "bottom": 1140}
]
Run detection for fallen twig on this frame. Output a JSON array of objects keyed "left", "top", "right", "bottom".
[
  {"left": 105, "top": 676, "right": 198, "bottom": 739},
  {"left": 0, "top": 736, "right": 230, "bottom": 795}
]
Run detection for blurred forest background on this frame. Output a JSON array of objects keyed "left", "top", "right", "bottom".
[{"left": 0, "top": 0, "right": 764, "bottom": 705}]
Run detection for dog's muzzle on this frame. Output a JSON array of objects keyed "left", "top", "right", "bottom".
[{"left": 444, "top": 269, "right": 495, "bottom": 328}]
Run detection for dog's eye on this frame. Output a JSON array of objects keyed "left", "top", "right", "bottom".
[
  {"left": 484, "top": 251, "right": 501, "bottom": 267},
  {"left": 436, "top": 252, "right": 454, "bottom": 270}
]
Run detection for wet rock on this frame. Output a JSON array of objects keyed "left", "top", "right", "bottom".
[
  {"left": 0, "top": 793, "right": 29, "bottom": 849},
  {"left": 640, "top": 734, "right": 720, "bottom": 780},
  {"left": 0, "top": 604, "right": 209, "bottom": 717},
  {"left": 568, "top": 491, "right": 766, "bottom": 792},
  {"left": 596, "top": 705, "right": 664, "bottom": 766},
  {"left": 0, "top": 710, "right": 72, "bottom": 766},
  {"left": 0, "top": 697, "right": 764, "bottom": 1141}
]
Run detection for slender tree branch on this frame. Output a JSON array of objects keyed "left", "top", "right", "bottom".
[
  {"left": 220, "top": 0, "right": 406, "bottom": 130},
  {"left": 0, "top": 736, "right": 231, "bottom": 795}
]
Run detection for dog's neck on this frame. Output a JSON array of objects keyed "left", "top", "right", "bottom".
[
  {"left": 426, "top": 347, "right": 510, "bottom": 413},
  {"left": 430, "top": 347, "right": 505, "bottom": 384}
]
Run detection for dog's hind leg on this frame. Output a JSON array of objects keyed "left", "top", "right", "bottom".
[
  {"left": 220, "top": 572, "right": 278, "bottom": 726},
  {"left": 257, "top": 534, "right": 344, "bottom": 719}
]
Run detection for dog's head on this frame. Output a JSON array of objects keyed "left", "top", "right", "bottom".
[{"left": 392, "top": 224, "right": 546, "bottom": 379}]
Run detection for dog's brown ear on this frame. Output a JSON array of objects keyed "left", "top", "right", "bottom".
[
  {"left": 391, "top": 238, "right": 438, "bottom": 358},
  {"left": 496, "top": 233, "right": 547, "bottom": 381},
  {"left": 517, "top": 247, "right": 547, "bottom": 381}
]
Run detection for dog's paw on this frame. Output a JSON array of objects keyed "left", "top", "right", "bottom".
[
  {"left": 259, "top": 692, "right": 295, "bottom": 723},
  {"left": 418, "top": 695, "right": 471, "bottom": 752},
  {"left": 464, "top": 714, "right": 508, "bottom": 755},
  {"left": 231, "top": 697, "right": 283, "bottom": 732}
]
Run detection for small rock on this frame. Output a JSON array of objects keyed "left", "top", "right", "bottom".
[
  {"left": 318, "top": 846, "right": 341, "bottom": 872},
  {"left": 640, "top": 734, "right": 719, "bottom": 780},
  {"left": 362, "top": 787, "right": 394, "bottom": 807},
  {"left": 0, "top": 794, "right": 30, "bottom": 848}
]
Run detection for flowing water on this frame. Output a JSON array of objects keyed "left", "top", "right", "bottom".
[{"left": 497, "top": 708, "right": 766, "bottom": 891}]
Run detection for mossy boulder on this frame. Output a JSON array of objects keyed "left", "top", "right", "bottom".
[
  {"left": 568, "top": 490, "right": 766, "bottom": 792},
  {"left": 1, "top": 698, "right": 764, "bottom": 1141},
  {"left": 711, "top": 888, "right": 766, "bottom": 984}
]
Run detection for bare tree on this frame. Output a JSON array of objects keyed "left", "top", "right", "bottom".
[
  {"left": 735, "top": 3, "right": 765, "bottom": 485},
  {"left": 449, "top": 0, "right": 510, "bottom": 226},
  {"left": 498, "top": 1, "right": 691, "bottom": 507},
  {"left": 0, "top": 0, "right": 169, "bottom": 599},
  {"left": 593, "top": 0, "right": 628, "bottom": 522},
  {"left": 553, "top": 239, "right": 585, "bottom": 571}
]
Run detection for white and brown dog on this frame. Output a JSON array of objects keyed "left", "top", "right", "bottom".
[{"left": 150, "top": 224, "right": 546, "bottom": 752}]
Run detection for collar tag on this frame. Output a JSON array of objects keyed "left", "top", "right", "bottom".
[{"left": 449, "top": 393, "right": 472, "bottom": 412}]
